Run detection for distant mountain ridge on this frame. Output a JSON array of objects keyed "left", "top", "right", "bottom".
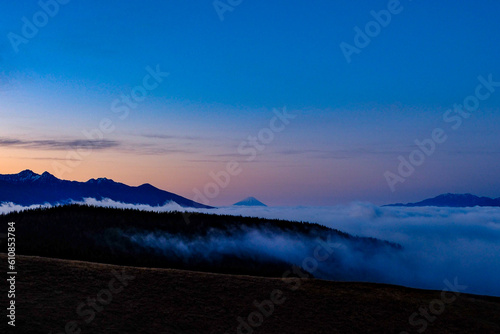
[
  {"left": 0, "top": 170, "right": 211, "bottom": 208},
  {"left": 233, "top": 197, "right": 267, "bottom": 207},
  {"left": 385, "top": 193, "right": 500, "bottom": 207}
]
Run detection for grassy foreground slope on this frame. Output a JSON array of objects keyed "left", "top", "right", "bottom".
[{"left": 1, "top": 254, "right": 499, "bottom": 334}]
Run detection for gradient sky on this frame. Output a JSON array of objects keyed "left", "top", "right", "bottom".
[{"left": 1, "top": 0, "right": 499, "bottom": 206}]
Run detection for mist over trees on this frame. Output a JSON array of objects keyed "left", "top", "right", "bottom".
[{"left": 1, "top": 205, "right": 400, "bottom": 279}]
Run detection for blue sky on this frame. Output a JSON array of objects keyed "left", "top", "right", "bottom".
[{"left": 1, "top": 0, "right": 499, "bottom": 205}]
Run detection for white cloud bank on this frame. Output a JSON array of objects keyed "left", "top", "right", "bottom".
[{"left": 2, "top": 199, "right": 499, "bottom": 297}]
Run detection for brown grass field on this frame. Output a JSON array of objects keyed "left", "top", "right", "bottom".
[{"left": 1, "top": 253, "right": 499, "bottom": 334}]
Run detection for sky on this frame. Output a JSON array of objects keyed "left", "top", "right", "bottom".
[{"left": 1, "top": 0, "right": 499, "bottom": 206}]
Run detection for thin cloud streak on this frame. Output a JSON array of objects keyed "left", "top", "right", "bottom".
[
  {"left": 0, "top": 137, "right": 196, "bottom": 156},
  {"left": 140, "top": 133, "right": 205, "bottom": 141},
  {"left": 17, "top": 156, "right": 81, "bottom": 161},
  {"left": 0, "top": 137, "right": 119, "bottom": 150}
]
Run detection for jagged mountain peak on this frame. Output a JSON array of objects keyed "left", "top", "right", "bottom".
[
  {"left": 18, "top": 169, "right": 40, "bottom": 179},
  {"left": 0, "top": 169, "right": 41, "bottom": 183},
  {"left": 0, "top": 170, "right": 212, "bottom": 208},
  {"left": 19, "top": 169, "right": 38, "bottom": 176},
  {"left": 86, "top": 177, "right": 113, "bottom": 184}
]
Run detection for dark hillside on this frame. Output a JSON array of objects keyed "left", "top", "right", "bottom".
[{"left": 1, "top": 254, "right": 499, "bottom": 334}]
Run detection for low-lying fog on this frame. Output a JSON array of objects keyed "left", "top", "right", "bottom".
[{"left": 2, "top": 199, "right": 499, "bottom": 297}]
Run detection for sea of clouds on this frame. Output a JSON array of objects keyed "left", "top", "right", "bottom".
[{"left": 2, "top": 199, "right": 499, "bottom": 297}]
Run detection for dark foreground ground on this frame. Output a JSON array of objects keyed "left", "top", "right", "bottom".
[{"left": 1, "top": 254, "right": 499, "bottom": 334}]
